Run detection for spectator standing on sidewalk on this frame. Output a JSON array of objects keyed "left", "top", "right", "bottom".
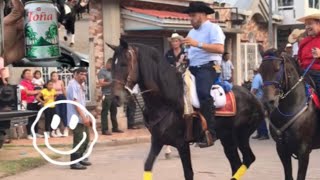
[
  {"left": 251, "top": 65, "right": 269, "bottom": 140},
  {"left": 67, "top": 68, "right": 92, "bottom": 170},
  {"left": 36, "top": 80, "right": 57, "bottom": 138},
  {"left": 51, "top": 71, "right": 68, "bottom": 137},
  {"left": 98, "top": 59, "right": 123, "bottom": 135},
  {"left": 221, "top": 52, "right": 234, "bottom": 83},
  {"left": 19, "top": 69, "right": 43, "bottom": 140}
]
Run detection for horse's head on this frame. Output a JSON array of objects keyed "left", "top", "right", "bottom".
[
  {"left": 260, "top": 49, "right": 289, "bottom": 111},
  {"left": 106, "top": 39, "right": 139, "bottom": 105}
]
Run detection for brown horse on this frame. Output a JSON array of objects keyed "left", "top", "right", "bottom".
[
  {"left": 260, "top": 49, "right": 320, "bottom": 180},
  {"left": 107, "top": 39, "right": 264, "bottom": 180}
]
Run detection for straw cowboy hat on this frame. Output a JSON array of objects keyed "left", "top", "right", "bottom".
[
  {"left": 297, "top": 13, "right": 320, "bottom": 22},
  {"left": 183, "top": 1, "right": 215, "bottom": 14},
  {"left": 168, "top": 33, "right": 183, "bottom": 42},
  {"left": 288, "top": 29, "right": 305, "bottom": 43}
]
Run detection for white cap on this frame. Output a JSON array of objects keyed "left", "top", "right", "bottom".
[{"left": 286, "top": 43, "right": 292, "bottom": 48}]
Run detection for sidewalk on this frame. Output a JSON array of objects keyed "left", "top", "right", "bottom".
[{"left": 5, "top": 128, "right": 150, "bottom": 147}]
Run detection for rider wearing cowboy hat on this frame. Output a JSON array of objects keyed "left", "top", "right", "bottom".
[
  {"left": 182, "top": 1, "right": 225, "bottom": 147},
  {"left": 297, "top": 13, "right": 320, "bottom": 96},
  {"left": 288, "top": 29, "right": 306, "bottom": 58}
]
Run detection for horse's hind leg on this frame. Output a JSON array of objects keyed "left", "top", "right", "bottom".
[
  {"left": 238, "top": 133, "right": 256, "bottom": 168},
  {"left": 177, "top": 143, "right": 194, "bottom": 180},
  {"left": 220, "top": 133, "right": 242, "bottom": 177},
  {"left": 297, "top": 152, "right": 310, "bottom": 180},
  {"left": 276, "top": 144, "right": 293, "bottom": 180},
  {"left": 229, "top": 132, "right": 255, "bottom": 180},
  {"left": 228, "top": 133, "right": 255, "bottom": 180},
  {"left": 144, "top": 136, "right": 163, "bottom": 180}
]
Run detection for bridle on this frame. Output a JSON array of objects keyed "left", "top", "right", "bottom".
[
  {"left": 113, "top": 46, "right": 152, "bottom": 112},
  {"left": 262, "top": 55, "right": 288, "bottom": 99},
  {"left": 261, "top": 55, "right": 314, "bottom": 137}
]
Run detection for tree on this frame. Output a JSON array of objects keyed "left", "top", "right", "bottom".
[
  {"left": 25, "top": 24, "right": 38, "bottom": 45},
  {"left": 47, "top": 46, "right": 60, "bottom": 57},
  {"left": 49, "top": 23, "right": 58, "bottom": 44}
]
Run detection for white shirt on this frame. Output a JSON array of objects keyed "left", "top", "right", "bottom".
[{"left": 292, "top": 42, "right": 299, "bottom": 57}]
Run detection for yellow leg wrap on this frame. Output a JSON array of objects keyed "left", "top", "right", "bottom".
[
  {"left": 143, "top": 171, "right": 153, "bottom": 180},
  {"left": 232, "top": 165, "right": 247, "bottom": 180}
]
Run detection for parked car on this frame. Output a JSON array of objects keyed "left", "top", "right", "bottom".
[{"left": 12, "top": 44, "right": 89, "bottom": 67}]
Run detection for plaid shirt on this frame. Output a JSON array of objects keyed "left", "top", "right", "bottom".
[{"left": 221, "top": 60, "right": 234, "bottom": 81}]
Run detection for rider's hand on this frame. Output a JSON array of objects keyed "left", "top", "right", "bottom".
[
  {"left": 182, "top": 37, "right": 199, "bottom": 47},
  {"left": 312, "top": 47, "right": 320, "bottom": 59},
  {"left": 83, "top": 116, "right": 91, "bottom": 127},
  {"left": 3, "top": 0, "right": 25, "bottom": 66}
]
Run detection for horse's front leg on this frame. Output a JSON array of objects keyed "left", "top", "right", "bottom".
[
  {"left": 276, "top": 144, "right": 293, "bottom": 180},
  {"left": 177, "top": 143, "right": 194, "bottom": 180},
  {"left": 144, "top": 136, "right": 163, "bottom": 180},
  {"left": 297, "top": 151, "right": 310, "bottom": 180}
]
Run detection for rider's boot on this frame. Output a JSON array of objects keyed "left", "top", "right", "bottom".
[{"left": 198, "top": 98, "right": 217, "bottom": 148}]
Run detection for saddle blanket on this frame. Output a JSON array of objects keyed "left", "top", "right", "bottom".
[
  {"left": 306, "top": 84, "right": 320, "bottom": 109},
  {"left": 311, "top": 91, "right": 320, "bottom": 109},
  {"left": 216, "top": 91, "right": 237, "bottom": 117},
  {"left": 183, "top": 70, "right": 237, "bottom": 117}
]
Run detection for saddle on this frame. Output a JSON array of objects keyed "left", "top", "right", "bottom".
[{"left": 183, "top": 69, "right": 237, "bottom": 142}]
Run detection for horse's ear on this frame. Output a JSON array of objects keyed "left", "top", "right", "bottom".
[
  {"left": 106, "top": 43, "right": 116, "bottom": 51},
  {"left": 120, "top": 38, "right": 129, "bottom": 49}
]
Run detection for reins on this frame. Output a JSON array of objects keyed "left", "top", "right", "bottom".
[{"left": 262, "top": 56, "right": 317, "bottom": 137}]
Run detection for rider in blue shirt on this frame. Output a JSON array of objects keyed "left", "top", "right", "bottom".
[{"left": 182, "top": 1, "right": 225, "bottom": 147}]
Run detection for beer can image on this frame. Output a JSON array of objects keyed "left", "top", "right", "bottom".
[{"left": 24, "top": 1, "right": 61, "bottom": 60}]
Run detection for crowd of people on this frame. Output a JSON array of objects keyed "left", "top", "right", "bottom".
[{"left": 19, "top": 69, "right": 69, "bottom": 139}]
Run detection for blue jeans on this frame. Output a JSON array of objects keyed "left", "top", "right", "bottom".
[
  {"left": 189, "top": 62, "right": 218, "bottom": 136},
  {"left": 55, "top": 94, "right": 68, "bottom": 127},
  {"left": 257, "top": 119, "right": 269, "bottom": 136},
  {"left": 189, "top": 62, "right": 217, "bottom": 103}
]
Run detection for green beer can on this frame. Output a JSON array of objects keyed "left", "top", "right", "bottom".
[{"left": 24, "top": 0, "right": 61, "bottom": 60}]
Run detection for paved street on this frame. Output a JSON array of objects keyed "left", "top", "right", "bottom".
[{"left": 2, "top": 139, "right": 320, "bottom": 180}]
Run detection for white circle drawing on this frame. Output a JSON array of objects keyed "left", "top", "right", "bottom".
[{"left": 31, "top": 100, "right": 99, "bottom": 166}]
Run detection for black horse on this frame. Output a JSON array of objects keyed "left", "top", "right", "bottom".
[
  {"left": 74, "top": 1, "right": 89, "bottom": 20},
  {"left": 108, "top": 39, "right": 264, "bottom": 180},
  {"left": 260, "top": 49, "right": 320, "bottom": 180}
]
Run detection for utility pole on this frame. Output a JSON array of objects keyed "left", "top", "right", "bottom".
[{"left": 268, "top": 0, "right": 273, "bottom": 48}]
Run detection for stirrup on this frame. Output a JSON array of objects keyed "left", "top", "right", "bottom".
[{"left": 198, "top": 130, "right": 214, "bottom": 148}]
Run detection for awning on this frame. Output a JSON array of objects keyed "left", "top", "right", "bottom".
[{"left": 121, "top": 7, "right": 242, "bottom": 33}]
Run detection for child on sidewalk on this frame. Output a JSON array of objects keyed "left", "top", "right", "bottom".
[
  {"left": 32, "top": 70, "right": 45, "bottom": 90},
  {"left": 36, "top": 80, "right": 57, "bottom": 138}
]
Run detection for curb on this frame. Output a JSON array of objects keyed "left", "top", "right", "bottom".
[{"left": 4, "top": 136, "right": 151, "bottom": 148}]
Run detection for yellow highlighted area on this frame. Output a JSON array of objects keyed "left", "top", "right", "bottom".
[
  {"left": 232, "top": 165, "right": 248, "bottom": 180},
  {"left": 143, "top": 171, "right": 153, "bottom": 180}
]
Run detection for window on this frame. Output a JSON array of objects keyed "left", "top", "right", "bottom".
[
  {"left": 278, "top": 0, "right": 294, "bottom": 6},
  {"left": 309, "top": 0, "right": 320, "bottom": 8},
  {"left": 42, "top": 67, "right": 91, "bottom": 101},
  {"left": 215, "top": 12, "right": 220, "bottom": 20}
]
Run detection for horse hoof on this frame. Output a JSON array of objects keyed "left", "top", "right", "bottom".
[{"left": 165, "top": 153, "right": 170, "bottom": 159}]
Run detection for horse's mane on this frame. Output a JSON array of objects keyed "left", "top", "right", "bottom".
[{"left": 131, "top": 43, "right": 184, "bottom": 110}]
